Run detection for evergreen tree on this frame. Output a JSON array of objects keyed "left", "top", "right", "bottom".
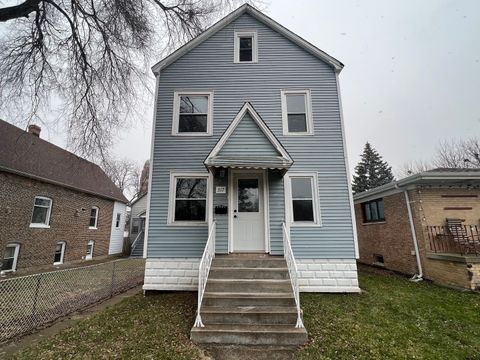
[{"left": 352, "top": 142, "right": 395, "bottom": 194}]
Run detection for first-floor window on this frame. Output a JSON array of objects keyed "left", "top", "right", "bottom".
[
  {"left": 287, "top": 173, "right": 320, "bottom": 226},
  {"left": 362, "top": 199, "right": 385, "bottom": 223},
  {"left": 86, "top": 240, "right": 94, "bottom": 260},
  {"left": 1, "top": 244, "right": 20, "bottom": 272},
  {"left": 31, "top": 196, "right": 52, "bottom": 227},
  {"left": 54, "top": 241, "right": 66, "bottom": 265},
  {"left": 169, "top": 173, "right": 209, "bottom": 224}
]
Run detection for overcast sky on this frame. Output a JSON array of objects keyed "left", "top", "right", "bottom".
[{"left": 6, "top": 0, "right": 480, "bottom": 177}]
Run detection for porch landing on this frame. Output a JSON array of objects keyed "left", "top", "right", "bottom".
[{"left": 190, "top": 254, "right": 308, "bottom": 346}]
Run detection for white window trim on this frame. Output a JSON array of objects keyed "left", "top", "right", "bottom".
[
  {"left": 89, "top": 206, "right": 99, "bottom": 229},
  {"left": 172, "top": 91, "right": 213, "bottom": 136},
  {"left": 281, "top": 89, "right": 314, "bottom": 136},
  {"left": 167, "top": 171, "right": 212, "bottom": 226},
  {"left": 30, "top": 196, "right": 52, "bottom": 228},
  {"left": 86, "top": 240, "right": 94, "bottom": 260},
  {"left": 284, "top": 172, "right": 322, "bottom": 227},
  {"left": 234, "top": 31, "right": 258, "bottom": 63},
  {"left": 2, "top": 243, "right": 20, "bottom": 273},
  {"left": 53, "top": 241, "right": 66, "bottom": 265}
]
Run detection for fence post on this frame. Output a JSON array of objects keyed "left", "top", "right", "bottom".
[
  {"left": 110, "top": 261, "right": 116, "bottom": 298},
  {"left": 31, "top": 274, "right": 42, "bottom": 316}
]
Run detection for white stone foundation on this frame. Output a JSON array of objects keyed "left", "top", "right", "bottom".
[
  {"left": 297, "top": 259, "right": 360, "bottom": 293},
  {"left": 143, "top": 258, "right": 199, "bottom": 291}
]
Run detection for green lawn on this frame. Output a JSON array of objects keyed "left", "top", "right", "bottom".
[{"left": 10, "top": 270, "right": 480, "bottom": 360}]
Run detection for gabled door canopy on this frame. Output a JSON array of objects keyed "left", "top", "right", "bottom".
[{"left": 204, "top": 102, "right": 293, "bottom": 173}]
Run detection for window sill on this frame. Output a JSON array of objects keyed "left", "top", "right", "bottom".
[
  {"left": 29, "top": 223, "right": 50, "bottom": 229},
  {"left": 171, "top": 132, "right": 212, "bottom": 137},
  {"left": 167, "top": 221, "right": 208, "bottom": 227},
  {"left": 283, "top": 132, "right": 314, "bottom": 136},
  {"left": 290, "top": 222, "right": 322, "bottom": 228},
  {"left": 362, "top": 221, "right": 386, "bottom": 226},
  {"left": 89, "top": 226, "right": 98, "bottom": 230}
]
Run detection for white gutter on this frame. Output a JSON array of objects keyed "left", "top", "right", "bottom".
[{"left": 396, "top": 183, "right": 423, "bottom": 281}]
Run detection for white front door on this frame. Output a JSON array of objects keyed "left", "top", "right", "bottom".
[{"left": 232, "top": 172, "right": 265, "bottom": 252}]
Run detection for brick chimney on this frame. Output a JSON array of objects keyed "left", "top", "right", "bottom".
[{"left": 28, "top": 124, "right": 41, "bottom": 137}]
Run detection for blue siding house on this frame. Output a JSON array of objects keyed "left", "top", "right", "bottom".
[{"left": 143, "top": 4, "right": 359, "bottom": 344}]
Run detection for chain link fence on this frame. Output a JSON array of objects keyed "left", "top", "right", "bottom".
[{"left": 0, "top": 258, "right": 145, "bottom": 343}]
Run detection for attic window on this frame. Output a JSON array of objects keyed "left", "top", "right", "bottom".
[{"left": 234, "top": 31, "right": 258, "bottom": 63}]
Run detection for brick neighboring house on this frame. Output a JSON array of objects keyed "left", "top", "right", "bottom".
[
  {"left": 354, "top": 168, "right": 480, "bottom": 290},
  {"left": 0, "top": 120, "right": 128, "bottom": 275}
]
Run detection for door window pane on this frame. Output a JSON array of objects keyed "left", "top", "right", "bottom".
[
  {"left": 178, "top": 95, "right": 209, "bottom": 133},
  {"left": 174, "top": 177, "right": 207, "bottom": 222},
  {"left": 238, "top": 179, "right": 259, "bottom": 212}
]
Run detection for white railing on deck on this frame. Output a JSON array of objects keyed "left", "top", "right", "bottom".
[
  {"left": 194, "top": 221, "right": 216, "bottom": 327},
  {"left": 282, "top": 222, "right": 304, "bottom": 328}
]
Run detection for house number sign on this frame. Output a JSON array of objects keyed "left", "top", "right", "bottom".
[{"left": 216, "top": 186, "right": 226, "bottom": 194}]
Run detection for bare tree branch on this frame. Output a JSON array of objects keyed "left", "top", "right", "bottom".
[{"left": 0, "top": 0, "right": 258, "bottom": 161}]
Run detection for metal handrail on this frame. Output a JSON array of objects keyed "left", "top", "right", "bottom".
[
  {"left": 282, "top": 222, "right": 304, "bottom": 328},
  {"left": 194, "top": 221, "right": 216, "bottom": 327},
  {"left": 130, "top": 231, "right": 144, "bottom": 254}
]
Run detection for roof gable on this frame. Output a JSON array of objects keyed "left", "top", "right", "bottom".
[
  {"left": 0, "top": 120, "right": 127, "bottom": 203},
  {"left": 204, "top": 102, "right": 293, "bottom": 170},
  {"left": 218, "top": 112, "right": 281, "bottom": 158},
  {"left": 151, "top": 4, "right": 343, "bottom": 74}
]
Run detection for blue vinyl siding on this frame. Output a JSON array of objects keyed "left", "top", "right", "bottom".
[
  {"left": 219, "top": 113, "right": 280, "bottom": 157},
  {"left": 147, "top": 13, "right": 355, "bottom": 259}
]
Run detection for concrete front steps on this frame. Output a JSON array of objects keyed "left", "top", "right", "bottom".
[{"left": 190, "top": 254, "right": 308, "bottom": 346}]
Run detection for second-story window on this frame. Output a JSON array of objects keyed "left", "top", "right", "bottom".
[
  {"left": 30, "top": 196, "right": 52, "bottom": 228},
  {"left": 234, "top": 31, "right": 258, "bottom": 63},
  {"left": 115, "top": 213, "right": 121, "bottom": 228},
  {"left": 281, "top": 90, "right": 313, "bottom": 135},
  {"left": 172, "top": 92, "right": 213, "bottom": 136},
  {"left": 89, "top": 206, "right": 99, "bottom": 229}
]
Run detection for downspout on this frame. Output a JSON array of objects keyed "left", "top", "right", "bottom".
[{"left": 396, "top": 183, "right": 423, "bottom": 281}]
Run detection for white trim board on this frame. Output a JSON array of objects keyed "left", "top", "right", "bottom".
[
  {"left": 151, "top": 4, "right": 343, "bottom": 74},
  {"left": 204, "top": 102, "right": 293, "bottom": 166}
]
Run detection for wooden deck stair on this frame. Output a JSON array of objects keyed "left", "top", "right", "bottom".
[{"left": 190, "top": 254, "right": 308, "bottom": 345}]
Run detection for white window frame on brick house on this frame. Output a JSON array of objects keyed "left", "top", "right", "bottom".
[
  {"left": 172, "top": 91, "right": 214, "bottom": 136},
  {"left": 53, "top": 241, "right": 66, "bottom": 265},
  {"left": 1, "top": 243, "right": 20, "bottom": 273},
  {"left": 234, "top": 31, "right": 258, "bottom": 63},
  {"left": 89, "top": 206, "right": 99, "bottom": 229},
  {"left": 284, "top": 172, "right": 322, "bottom": 227},
  {"left": 281, "top": 90, "right": 314, "bottom": 135},
  {"left": 30, "top": 196, "right": 53, "bottom": 228},
  {"left": 86, "top": 240, "right": 94, "bottom": 260},
  {"left": 167, "top": 172, "right": 213, "bottom": 226}
]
